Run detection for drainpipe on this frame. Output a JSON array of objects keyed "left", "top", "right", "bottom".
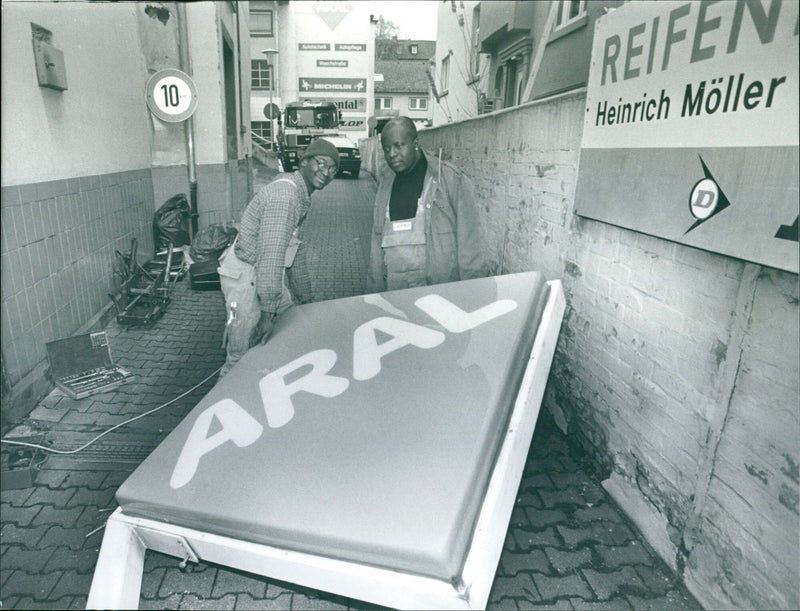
[{"left": 176, "top": 1, "right": 198, "bottom": 238}]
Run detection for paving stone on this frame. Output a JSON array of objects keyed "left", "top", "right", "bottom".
[
  {"left": 532, "top": 572, "right": 593, "bottom": 601},
  {"left": 140, "top": 567, "right": 167, "bottom": 598},
  {"left": 160, "top": 565, "right": 217, "bottom": 599},
  {"left": 625, "top": 589, "right": 698, "bottom": 610},
  {"left": 520, "top": 473, "right": 554, "bottom": 491},
  {"left": 140, "top": 592, "right": 183, "bottom": 609},
  {"left": 66, "top": 486, "right": 116, "bottom": 509},
  {"left": 25, "top": 487, "right": 76, "bottom": 508},
  {"left": 1, "top": 523, "right": 49, "bottom": 545},
  {"left": 1, "top": 488, "right": 34, "bottom": 506},
  {"left": 573, "top": 503, "right": 624, "bottom": 523},
  {"left": 582, "top": 565, "right": 645, "bottom": 600},
  {"left": 544, "top": 546, "right": 594, "bottom": 574},
  {"left": 489, "top": 572, "right": 541, "bottom": 600},
  {"left": 49, "top": 569, "right": 94, "bottom": 598},
  {"left": 290, "top": 591, "right": 349, "bottom": 609},
  {"left": 34, "top": 470, "right": 70, "bottom": 487},
  {"left": 0, "top": 545, "right": 54, "bottom": 572},
  {"left": 486, "top": 596, "right": 522, "bottom": 610},
  {"left": 556, "top": 521, "right": 635, "bottom": 549},
  {"left": 569, "top": 596, "right": 633, "bottom": 609},
  {"left": 539, "top": 487, "right": 588, "bottom": 509},
  {"left": 7, "top": 596, "right": 76, "bottom": 609},
  {"left": 44, "top": 546, "right": 99, "bottom": 573},
  {"left": 2, "top": 569, "right": 61, "bottom": 599},
  {"left": 0, "top": 505, "right": 42, "bottom": 527},
  {"left": 234, "top": 592, "right": 294, "bottom": 610},
  {"left": 39, "top": 524, "right": 96, "bottom": 550},
  {"left": 526, "top": 507, "right": 569, "bottom": 529},
  {"left": 211, "top": 566, "right": 267, "bottom": 598},
  {"left": 511, "top": 526, "right": 561, "bottom": 550},
  {"left": 499, "top": 548, "right": 552, "bottom": 576},
  {"left": 633, "top": 564, "right": 676, "bottom": 596},
  {"left": 179, "top": 593, "right": 238, "bottom": 609},
  {"left": 509, "top": 504, "right": 532, "bottom": 528},
  {"left": 549, "top": 471, "right": 597, "bottom": 490},
  {"left": 595, "top": 541, "right": 654, "bottom": 569},
  {"left": 515, "top": 490, "right": 544, "bottom": 510}
]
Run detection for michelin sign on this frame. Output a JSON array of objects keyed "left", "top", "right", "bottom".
[{"left": 575, "top": 0, "right": 798, "bottom": 273}]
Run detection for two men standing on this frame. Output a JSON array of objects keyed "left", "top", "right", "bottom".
[{"left": 218, "top": 116, "right": 489, "bottom": 378}]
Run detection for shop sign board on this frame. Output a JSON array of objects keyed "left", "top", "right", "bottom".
[
  {"left": 318, "top": 59, "right": 348, "bottom": 68},
  {"left": 301, "top": 96, "right": 366, "bottom": 112},
  {"left": 575, "top": 0, "right": 799, "bottom": 273},
  {"left": 339, "top": 116, "right": 366, "bottom": 131},
  {"left": 335, "top": 43, "right": 366, "bottom": 51},
  {"left": 299, "top": 77, "right": 366, "bottom": 92}
]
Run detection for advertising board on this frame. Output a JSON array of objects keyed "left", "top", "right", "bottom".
[{"left": 575, "top": 0, "right": 799, "bottom": 273}]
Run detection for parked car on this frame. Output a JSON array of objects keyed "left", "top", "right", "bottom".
[{"left": 326, "top": 136, "right": 361, "bottom": 179}]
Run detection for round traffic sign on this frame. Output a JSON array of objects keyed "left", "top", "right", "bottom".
[
  {"left": 146, "top": 69, "right": 198, "bottom": 123},
  {"left": 263, "top": 103, "right": 280, "bottom": 119}
]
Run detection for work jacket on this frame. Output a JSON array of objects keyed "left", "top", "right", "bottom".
[{"left": 366, "top": 149, "right": 490, "bottom": 293}]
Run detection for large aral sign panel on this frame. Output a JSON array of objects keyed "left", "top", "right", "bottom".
[{"left": 575, "top": 0, "right": 799, "bottom": 273}]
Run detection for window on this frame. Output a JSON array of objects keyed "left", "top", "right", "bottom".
[
  {"left": 252, "top": 121, "right": 272, "bottom": 148},
  {"left": 554, "top": 0, "right": 587, "bottom": 30},
  {"left": 408, "top": 97, "right": 428, "bottom": 110},
  {"left": 250, "top": 2, "right": 274, "bottom": 37},
  {"left": 376, "top": 97, "right": 393, "bottom": 110},
  {"left": 251, "top": 60, "right": 273, "bottom": 90},
  {"left": 441, "top": 55, "right": 450, "bottom": 93},
  {"left": 410, "top": 44, "right": 418, "bottom": 55}
]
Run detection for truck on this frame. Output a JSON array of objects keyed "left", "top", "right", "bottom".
[{"left": 276, "top": 101, "right": 341, "bottom": 172}]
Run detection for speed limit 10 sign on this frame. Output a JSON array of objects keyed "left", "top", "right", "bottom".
[{"left": 146, "top": 69, "right": 198, "bottom": 123}]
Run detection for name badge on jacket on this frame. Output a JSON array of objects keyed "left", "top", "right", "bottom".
[{"left": 392, "top": 221, "right": 413, "bottom": 232}]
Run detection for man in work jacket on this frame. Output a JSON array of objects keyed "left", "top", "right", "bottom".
[
  {"left": 217, "top": 138, "right": 339, "bottom": 379},
  {"left": 366, "top": 116, "right": 490, "bottom": 293}
]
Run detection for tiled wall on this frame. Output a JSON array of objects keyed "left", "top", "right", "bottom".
[{"left": 1, "top": 169, "right": 155, "bottom": 390}]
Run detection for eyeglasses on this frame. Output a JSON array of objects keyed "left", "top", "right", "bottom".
[{"left": 312, "top": 157, "right": 337, "bottom": 177}]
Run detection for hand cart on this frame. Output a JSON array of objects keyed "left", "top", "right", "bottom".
[{"left": 109, "top": 239, "right": 179, "bottom": 326}]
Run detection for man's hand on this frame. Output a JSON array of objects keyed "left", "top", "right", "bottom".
[{"left": 252, "top": 311, "right": 275, "bottom": 346}]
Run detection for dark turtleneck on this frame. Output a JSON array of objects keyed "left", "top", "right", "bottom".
[{"left": 389, "top": 153, "right": 428, "bottom": 221}]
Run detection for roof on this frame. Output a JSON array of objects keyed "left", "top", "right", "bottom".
[
  {"left": 375, "top": 39, "right": 436, "bottom": 61},
  {"left": 375, "top": 59, "right": 431, "bottom": 94},
  {"left": 374, "top": 38, "right": 435, "bottom": 94}
]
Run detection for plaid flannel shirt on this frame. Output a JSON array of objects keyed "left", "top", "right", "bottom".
[{"left": 234, "top": 172, "right": 312, "bottom": 315}]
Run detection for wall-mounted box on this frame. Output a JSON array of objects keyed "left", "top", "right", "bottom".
[{"left": 33, "top": 40, "right": 68, "bottom": 91}]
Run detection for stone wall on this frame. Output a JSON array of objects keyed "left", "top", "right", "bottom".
[{"left": 360, "top": 92, "right": 799, "bottom": 609}]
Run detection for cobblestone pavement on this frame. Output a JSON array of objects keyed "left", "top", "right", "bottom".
[{"left": 0, "top": 168, "right": 700, "bottom": 609}]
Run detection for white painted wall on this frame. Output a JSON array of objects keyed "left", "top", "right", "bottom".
[{"left": 1, "top": 1, "right": 152, "bottom": 186}]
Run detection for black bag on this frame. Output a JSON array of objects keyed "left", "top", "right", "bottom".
[
  {"left": 154, "top": 194, "right": 191, "bottom": 249},
  {"left": 190, "top": 224, "right": 237, "bottom": 263}
]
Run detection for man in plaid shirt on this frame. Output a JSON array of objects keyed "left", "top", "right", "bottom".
[{"left": 217, "top": 138, "right": 340, "bottom": 378}]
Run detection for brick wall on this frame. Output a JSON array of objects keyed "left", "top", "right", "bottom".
[
  {"left": 361, "top": 92, "right": 799, "bottom": 609},
  {"left": 0, "top": 170, "right": 154, "bottom": 415}
]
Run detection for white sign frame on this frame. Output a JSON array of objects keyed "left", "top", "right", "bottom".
[{"left": 146, "top": 69, "right": 198, "bottom": 123}]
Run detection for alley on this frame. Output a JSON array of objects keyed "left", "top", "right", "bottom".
[{"left": 0, "top": 167, "right": 699, "bottom": 609}]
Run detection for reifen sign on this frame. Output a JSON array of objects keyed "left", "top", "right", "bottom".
[{"left": 575, "top": 0, "right": 799, "bottom": 273}]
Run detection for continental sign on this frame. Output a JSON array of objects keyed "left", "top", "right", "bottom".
[
  {"left": 301, "top": 97, "right": 366, "bottom": 112},
  {"left": 575, "top": 0, "right": 798, "bottom": 273}
]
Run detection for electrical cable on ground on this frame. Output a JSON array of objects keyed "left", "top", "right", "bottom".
[{"left": 0, "top": 366, "right": 222, "bottom": 455}]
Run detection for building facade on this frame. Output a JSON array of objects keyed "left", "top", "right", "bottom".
[
  {"left": 433, "top": 0, "right": 625, "bottom": 123},
  {"left": 374, "top": 39, "right": 435, "bottom": 132},
  {"left": 248, "top": 0, "right": 375, "bottom": 148},
  {"left": 1, "top": 0, "right": 251, "bottom": 418}
]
